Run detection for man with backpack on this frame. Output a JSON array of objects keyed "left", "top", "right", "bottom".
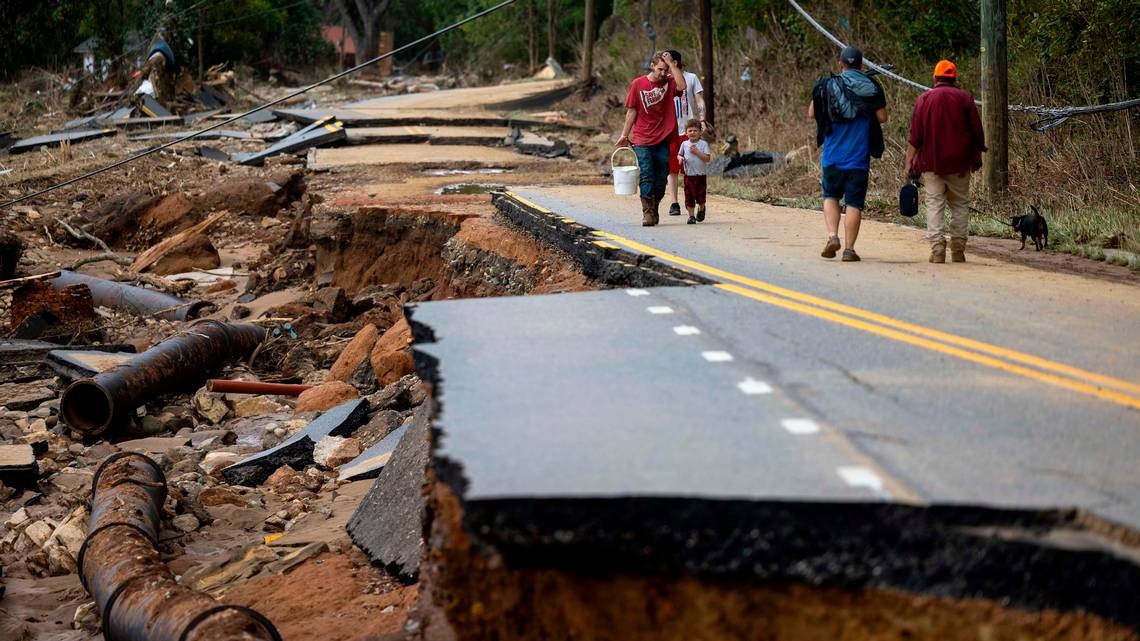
[{"left": 808, "top": 46, "right": 889, "bottom": 262}]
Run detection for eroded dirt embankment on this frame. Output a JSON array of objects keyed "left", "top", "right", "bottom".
[{"left": 423, "top": 484, "right": 1140, "bottom": 641}]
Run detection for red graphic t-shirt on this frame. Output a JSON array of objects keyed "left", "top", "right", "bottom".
[{"left": 624, "top": 75, "right": 678, "bottom": 146}]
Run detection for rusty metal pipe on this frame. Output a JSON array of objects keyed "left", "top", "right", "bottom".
[
  {"left": 60, "top": 321, "right": 266, "bottom": 437},
  {"left": 206, "top": 379, "right": 313, "bottom": 396},
  {"left": 79, "top": 453, "right": 281, "bottom": 641},
  {"left": 52, "top": 270, "right": 214, "bottom": 321}
]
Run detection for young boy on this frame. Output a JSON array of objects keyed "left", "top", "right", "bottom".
[{"left": 676, "top": 119, "right": 711, "bottom": 224}]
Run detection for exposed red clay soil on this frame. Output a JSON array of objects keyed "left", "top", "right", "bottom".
[
  {"left": 222, "top": 552, "right": 418, "bottom": 641},
  {"left": 423, "top": 484, "right": 1140, "bottom": 641}
]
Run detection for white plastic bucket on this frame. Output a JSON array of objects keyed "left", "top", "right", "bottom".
[{"left": 611, "top": 147, "right": 639, "bottom": 196}]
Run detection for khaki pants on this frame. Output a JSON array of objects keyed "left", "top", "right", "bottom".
[{"left": 923, "top": 172, "right": 970, "bottom": 248}]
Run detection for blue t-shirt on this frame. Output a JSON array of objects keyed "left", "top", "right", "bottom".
[{"left": 821, "top": 114, "right": 870, "bottom": 170}]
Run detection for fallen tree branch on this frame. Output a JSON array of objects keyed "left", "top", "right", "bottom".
[
  {"left": 57, "top": 218, "right": 112, "bottom": 253},
  {"left": 70, "top": 252, "right": 134, "bottom": 270},
  {"left": 110, "top": 268, "right": 195, "bottom": 295}
]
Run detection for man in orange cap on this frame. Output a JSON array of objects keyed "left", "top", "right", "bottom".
[{"left": 904, "top": 59, "right": 986, "bottom": 262}]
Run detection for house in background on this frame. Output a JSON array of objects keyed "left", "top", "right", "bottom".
[
  {"left": 73, "top": 32, "right": 146, "bottom": 77},
  {"left": 74, "top": 38, "right": 98, "bottom": 74},
  {"left": 322, "top": 25, "right": 356, "bottom": 69}
]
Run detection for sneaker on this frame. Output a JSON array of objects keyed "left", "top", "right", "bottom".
[
  {"left": 821, "top": 236, "right": 841, "bottom": 258},
  {"left": 687, "top": 215, "right": 697, "bottom": 224},
  {"left": 841, "top": 248, "right": 861, "bottom": 262},
  {"left": 668, "top": 202, "right": 682, "bottom": 216},
  {"left": 696, "top": 206, "right": 706, "bottom": 222}
]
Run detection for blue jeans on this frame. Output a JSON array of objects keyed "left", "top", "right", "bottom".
[{"left": 634, "top": 140, "right": 671, "bottom": 200}]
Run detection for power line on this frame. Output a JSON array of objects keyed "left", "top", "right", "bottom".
[
  {"left": 200, "top": 0, "right": 311, "bottom": 29},
  {"left": 784, "top": 0, "right": 1140, "bottom": 127},
  {"left": 2, "top": 0, "right": 518, "bottom": 210}
]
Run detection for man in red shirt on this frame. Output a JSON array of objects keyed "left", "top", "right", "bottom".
[
  {"left": 616, "top": 51, "right": 686, "bottom": 226},
  {"left": 904, "top": 59, "right": 986, "bottom": 263}
]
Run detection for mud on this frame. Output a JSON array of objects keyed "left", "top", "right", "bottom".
[
  {"left": 435, "top": 183, "right": 505, "bottom": 195},
  {"left": 223, "top": 552, "right": 417, "bottom": 641}
]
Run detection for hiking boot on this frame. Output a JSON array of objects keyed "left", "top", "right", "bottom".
[
  {"left": 841, "top": 248, "right": 861, "bottom": 262},
  {"left": 687, "top": 215, "right": 697, "bottom": 224},
  {"left": 929, "top": 244, "right": 946, "bottom": 263},
  {"left": 640, "top": 197, "right": 656, "bottom": 226},
  {"left": 950, "top": 238, "right": 966, "bottom": 262},
  {"left": 668, "top": 202, "right": 682, "bottom": 216},
  {"left": 696, "top": 206, "right": 706, "bottom": 222},
  {"left": 651, "top": 197, "right": 661, "bottom": 225},
  {"left": 821, "top": 236, "right": 841, "bottom": 258}
]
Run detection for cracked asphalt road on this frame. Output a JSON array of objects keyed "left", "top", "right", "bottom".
[{"left": 496, "top": 185, "right": 1140, "bottom": 530}]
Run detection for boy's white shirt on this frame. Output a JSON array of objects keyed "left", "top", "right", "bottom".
[
  {"left": 679, "top": 139, "right": 711, "bottom": 176},
  {"left": 674, "top": 71, "right": 704, "bottom": 135}
]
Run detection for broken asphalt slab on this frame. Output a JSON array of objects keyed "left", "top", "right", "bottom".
[
  {"left": 346, "top": 403, "right": 429, "bottom": 582},
  {"left": 338, "top": 421, "right": 409, "bottom": 482},
  {"left": 0, "top": 340, "right": 136, "bottom": 384},
  {"left": 408, "top": 289, "right": 1140, "bottom": 629},
  {"left": 222, "top": 398, "right": 370, "bottom": 487},
  {"left": 0, "top": 444, "right": 38, "bottom": 488},
  {"left": 7, "top": 129, "right": 117, "bottom": 154},
  {"left": 45, "top": 349, "right": 135, "bottom": 381},
  {"left": 231, "top": 116, "right": 346, "bottom": 167}
]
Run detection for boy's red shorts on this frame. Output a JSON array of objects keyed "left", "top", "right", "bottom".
[
  {"left": 683, "top": 175, "right": 707, "bottom": 208},
  {"left": 668, "top": 131, "right": 683, "bottom": 174}
]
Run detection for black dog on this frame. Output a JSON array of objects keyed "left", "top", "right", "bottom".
[{"left": 1011, "top": 205, "right": 1049, "bottom": 251}]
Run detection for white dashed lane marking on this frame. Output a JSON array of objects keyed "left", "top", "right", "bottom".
[
  {"left": 626, "top": 289, "right": 650, "bottom": 296},
  {"left": 647, "top": 306, "right": 674, "bottom": 314},
  {"left": 781, "top": 418, "right": 820, "bottom": 435},
  {"left": 673, "top": 325, "right": 701, "bottom": 336},
  {"left": 736, "top": 378, "right": 773, "bottom": 395},
  {"left": 702, "top": 351, "right": 734, "bottom": 362},
  {"left": 836, "top": 466, "right": 890, "bottom": 497}
]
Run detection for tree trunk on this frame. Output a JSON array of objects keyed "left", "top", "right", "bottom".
[
  {"left": 581, "top": 0, "right": 596, "bottom": 83},
  {"left": 547, "top": 0, "right": 557, "bottom": 62},
  {"left": 698, "top": 0, "right": 714, "bottom": 127},
  {"left": 527, "top": 0, "right": 538, "bottom": 71}
]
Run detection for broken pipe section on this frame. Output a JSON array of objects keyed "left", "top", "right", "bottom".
[
  {"left": 60, "top": 321, "right": 266, "bottom": 438},
  {"left": 79, "top": 452, "right": 281, "bottom": 641},
  {"left": 52, "top": 270, "right": 214, "bottom": 322}
]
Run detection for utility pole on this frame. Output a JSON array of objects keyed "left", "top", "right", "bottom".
[
  {"left": 698, "top": 0, "right": 714, "bottom": 127},
  {"left": 547, "top": 0, "right": 557, "bottom": 62},
  {"left": 581, "top": 0, "right": 596, "bottom": 84},
  {"left": 197, "top": 6, "right": 205, "bottom": 81},
  {"left": 981, "top": 0, "right": 1008, "bottom": 197}
]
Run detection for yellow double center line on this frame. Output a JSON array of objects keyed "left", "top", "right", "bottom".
[
  {"left": 507, "top": 191, "right": 1140, "bottom": 412},
  {"left": 583, "top": 229, "right": 1140, "bottom": 410}
]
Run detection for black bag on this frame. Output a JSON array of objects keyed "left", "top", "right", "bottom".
[{"left": 899, "top": 180, "right": 919, "bottom": 217}]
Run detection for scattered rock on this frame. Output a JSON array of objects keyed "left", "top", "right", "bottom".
[
  {"left": 294, "top": 381, "right": 359, "bottom": 414},
  {"left": 328, "top": 324, "right": 379, "bottom": 382},
  {"left": 149, "top": 233, "right": 221, "bottom": 276},
  {"left": 0, "top": 381, "right": 56, "bottom": 412},
  {"left": 202, "top": 451, "right": 242, "bottom": 475},
  {"left": 313, "top": 435, "right": 362, "bottom": 469},
  {"left": 198, "top": 486, "right": 247, "bottom": 507},
  {"left": 172, "top": 513, "right": 200, "bottom": 533},
  {"left": 313, "top": 287, "right": 349, "bottom": 322},
  {"left": 49, "top": 467, "right": 93, "bottom": 494},
  {"left": 232, "top": 395, "right": 290, "bottom": 418},
  {"left": 369, "top": 317, "right": 415, "bottom": 386},
  {"left": 193, "top": 387, "right": 230, "bottom": 424},
  {"left": 116, "top": 436, "right": 191, "bottom": 454}
]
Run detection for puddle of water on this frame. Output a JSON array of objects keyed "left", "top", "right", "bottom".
[
  {"left": 423, "top": 168, "right": 509, "bottom": 176},
  {"left": 435, "top": 183, "right": 506, "bottom": 195}
]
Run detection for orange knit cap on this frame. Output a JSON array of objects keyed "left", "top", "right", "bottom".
[{"left": 933, "top": 60, "right": 957, "bottom": 78}]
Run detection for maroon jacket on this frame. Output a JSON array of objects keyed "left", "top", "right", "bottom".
[{"left": 908, "top": 81, "right": 986, "bottom": 176}]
